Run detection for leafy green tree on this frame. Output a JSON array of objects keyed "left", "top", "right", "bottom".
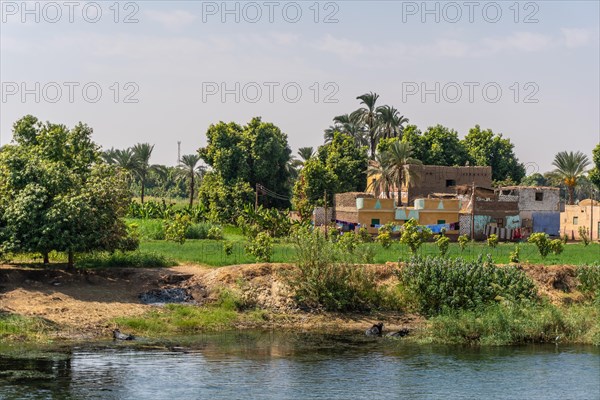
[
  {"left": 551, "top": 150, "right": 590, "bottom": 204},
  {"left": 0, "top": 115, "right": 132, "bottom": 267},
  {"left": 199, "top": 117, "right": 291, "bottom": 208},
  {"left": 197, "top": 172, "right": 254, "bottom": 223},
  {"left": 420, "top": 125, "right": 469, "bottom": 166},
  {"left": 520, "top": 173, "right": 548, "bottom": 187},
  {"left": 462, "top": 125, "right": 525, "bottom": 182},
  {"left": 292, "top": 158, "right": 338, "bottom": 219},
  {"left": 588, "top": 143, "right": 600, "bottom": 191},
  {"left": 399, "top": 125, "right": 427, "bottom": 162},
  {"left": 317, "top": 132, "right": 368, "bottom": 193}
]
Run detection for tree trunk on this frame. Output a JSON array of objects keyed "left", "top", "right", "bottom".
[
  {"left": 568, "top": 185, "right": 575, "bottom": 205},
  {"left": 43, "top": 252, "right": 49, "bottom": 264},
  {"left": 189, "top": 175, "right": 194, "bottom": 208},
  {"left": 67, "top": 251, "right": 74, "bottom": 270},
  {"left": 141, "top": 176, "right": 145, "bottom": 204}
]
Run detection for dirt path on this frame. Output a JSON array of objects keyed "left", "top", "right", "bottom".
[{"left": 0, "top": 263, "right": 582, "bottom": 340}]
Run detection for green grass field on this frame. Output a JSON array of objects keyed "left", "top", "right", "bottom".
[{"left": 140, "top": 239, "right": 599, "bottom": 267}]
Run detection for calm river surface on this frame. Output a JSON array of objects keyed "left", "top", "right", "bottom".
[{"left": 1, "top": 332, "right": 599, "bottom": 400}]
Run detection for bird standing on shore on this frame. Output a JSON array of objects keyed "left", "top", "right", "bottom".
[
  {"left": 113, "top": 329, "right": 135, "bottom": 341},
  {"left": 365, "top": 322, "right": 384, "bottom": 336}
]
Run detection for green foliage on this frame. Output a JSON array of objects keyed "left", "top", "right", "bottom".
[
  {"left": 457, "top": 234, "right": 470, "bottom": 252},
  {"left": 487, "top": 234, "right": 499, "bottom": 248},
  {"left": 509, "top": 245, "right": 520, "bottom": 263},
  {"left": 199, "top": 117, "right": 292, "bottom": 208},
  {"left": 425, "top": 303, "right": 599, "bottom": 346},
  {"left": 76, "top": 251, "right": 176, "bottom": 269},
  {"left": 577, "top": 265, "right": 600, "bottom": 302},
  {"left": 589, "top": 144, "right": 600, "bottom": 191},
  {"left": 245, "top": 232, "right": 273, "bottom": 262},
  {"left": 197, "top": 172, "right": 254, "bottom": 224},
  {"left": 337, "top": 231, "right": 360, "bottom": 253},
  {"left": 578, "top": 227, "right": 590, "bottom": 246},
  {"left": 207, "top": 226, "right": 224, "bottom": 241},
  {"left": 399, "top": 219, "right": 432, "bottom": 254},
  {"left": 403, "top": 124, "right": 469, "bottom": 166},
  {"left": 238, "top": 204, "right": 291, "bottom": 238},
  {"left": 357, "top": 227, "right": 372, "bottom": 243},
  {"left": 0, "top": 312, "right": 55, "bottom": 341},
  {"left": 397, "top": 256, "right": 537, "bottom": 316},
  {"left": 185, "top": 223, "right": 210, "bottom": 239},
  {"left": 435, "top": 234, "right": 450, "bottom": 256},
  {"left": 376, "top": 231, "right": 393, "bottom": 249},
  {"left": 223, "top": 241, "right": 234, "bottom": 257},
  {"left": 462, "top": 125, "right": 525, "bottom": 182},
  {"left": 0, "top": 116, "right": 131, "bottom": 265},
  {"left": 549, "top": 239, "right": 564, "bottom": 255},
  {"left": 164, "top": 214, "right": 192, "bottom": 245},
  {"left": 528, "top": 232, "right": 551, "bottom": 258},
  {"left": 286, "top": 227, "right": 385, "bottom": 312}
]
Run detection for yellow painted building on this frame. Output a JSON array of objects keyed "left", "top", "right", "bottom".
[
  {"left": 353, "top": 197, "right": 461, "bottom": 234},
  {"left": 561, "top": 199, "right": 600, "bottom": 241}
]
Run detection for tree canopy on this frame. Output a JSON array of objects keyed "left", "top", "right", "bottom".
[{"left": 0, "top": 115, "right": 133, "bottom": 266}]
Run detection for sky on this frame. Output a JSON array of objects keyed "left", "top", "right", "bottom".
[{"left": 1, "top": 1, "right": 599, "bottom": 173}]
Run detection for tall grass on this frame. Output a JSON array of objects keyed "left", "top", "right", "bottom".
[
  {"left": 76, "top": 251, "right": 176, "bottom": 268},
  {"left": 577, "top": 265, "right": 600, "bottom": 302},
  {"left": 422, "top": 303, "right": 600, "bottom": 346},
  {"left": 0, "top": 313, "right": 55, "bottom": 341}
]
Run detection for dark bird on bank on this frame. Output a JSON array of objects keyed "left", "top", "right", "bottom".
[
  {"left": 387, "top": 328, "right": 410, "bottom": 338},
  {"left": 365, "top": 322, "right": 384, "bottom": 336},
  {"left": 113, "top": 329, "right": 135, "bottom": 341}
]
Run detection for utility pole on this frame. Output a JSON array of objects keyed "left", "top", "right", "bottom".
[
  {"left": 324, "top": 190, "right": 328, "bottom": 236},
  {"left": 177, "top": 141, "right": 181, "bottom": 165},
  {"left": 591, "top": 187, "right": 595, "bottom": 241}
]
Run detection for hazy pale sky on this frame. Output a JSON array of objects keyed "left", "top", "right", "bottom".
[{"left": 1, "top": 1, "right": 598, "bottom": 173}]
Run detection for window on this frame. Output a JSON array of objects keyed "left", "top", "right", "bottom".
[
  {"left": 535, "top": 192, "right": 544, "bottom": 201},
  {"left": 371, "top": 218, "right": 380, "bottom": 227},
  {"left": 573, "top": 216, "right": 578, "bottom": 225},
  {"left": 497, "top": 218, "right": 504, "bottom": 228},
  {"left": 437, "top": 220, "right": 446, "bottom": 224},
  {"left": 446, "top": 179, "right": 456, "bottom": 187}
]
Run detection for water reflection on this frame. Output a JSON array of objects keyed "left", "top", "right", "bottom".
[{"left": 1, "top": 332, "right": 598, "bottom": 400}]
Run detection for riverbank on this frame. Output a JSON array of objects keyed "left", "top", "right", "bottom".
[{"left": 0, "top": 263, "right": 597, "bottom": 345}]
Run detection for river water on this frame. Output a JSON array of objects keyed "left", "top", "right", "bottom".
[{"left": 1, "top": 332, "right": 599, "bottom": 400}]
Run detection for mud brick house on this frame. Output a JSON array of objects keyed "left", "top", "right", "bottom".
[
  {"left": 458, "top": 186, "right": 520, "bottom": 240},
  {"left": 498, "top": 186, "right": 561, "bottom": 237},
  {"left": 561, "top": 199, "right": 600, "bottom": 241}
]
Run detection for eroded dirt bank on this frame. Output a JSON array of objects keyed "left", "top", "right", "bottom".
[{"left": 0, "top": 263, "right": 585, "bottom": 341}]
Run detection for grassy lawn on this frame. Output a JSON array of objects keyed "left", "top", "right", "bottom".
[{"left": 140, "top": 239, "right": 599, "bottom": 267}]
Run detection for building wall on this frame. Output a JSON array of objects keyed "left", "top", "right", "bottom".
[
  {"left": 403, "top": 165, "right": 492, "bottom": 204},
  {"left": 561, "top": 204, "right": 600, "bottom": 240},
  {"left": 532, "top": 212, "right": 560, "bottom": 236}
]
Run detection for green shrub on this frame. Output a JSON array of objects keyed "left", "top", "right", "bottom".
[
  {"left": 577, "top": 265, "right": 600, "bottom": 301},
  {"left": 487, "top": 234, "right": 499, "bottom": 248},
  {"left": 457, "top": 234, "right": 470, "bottom": 252},
  {"left": 76, "top": 251, "right": 176, "bottom": 268},
  {"left": 435, "top": 235, "right": 450, "bottom": 256},
  {"left": 245, "top": 232, "right": 273, "bottom": 262},
  {"left": 337, "top": 231, "right": 359, "bottom": 253},
  {"left": 579, "top": 227, "right": 591, "bottom": 246},
  {"left": 528, "top": 232, "right": 551, "bottom": 258},
  {"left": 399, "top": 219, "right": 432, "bottom": 255},
  {"left": 184, "top": 223, "right": 211, "bottom": 239},
  {"left": 357, "top": 227, "right": 372, "bottom": 243},
  {"left": 397, "top": 256, "right": 537, "bottom": 316},
  {"left": 376, "top": 231, "right": 393, "bottom": 249},
  {"left": 223, "top": 241, "right": 234, "bottom": 257},
  {"left": 509, "top": 244, "right": 520, "bottom": 263},
  {"left": 286, "top": 227, "right": 385, "bottom": 312},
  {"left": 549, "top": 239, "right": 564, "bottom": 255},
  {"left": 127, "top": 219, "right": 165, "bottom": 240},
  {"left": 164, "top": 215, "right": 192, "bottom": 244},
  {"left": 207, "top": 226, "right": 224, "bottom": 240}
]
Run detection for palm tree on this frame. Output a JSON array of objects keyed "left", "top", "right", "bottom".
[
  {"left": 367, "top": 152, "right": 394, "bottom": 199},
  {"left": 385, "top": 141, "right": 422, "bottom": 205},
  {"left": 324, "top": 114, "right": 367, "bottom": 147},
  {"left": 102, "top": 147, "right": 117, "bottom": 164},
  {"left": 376, "top": 105, "right": 408, "bottom": 140},
  {"left": 552, "top": 151, "right": 590, "bottom": 205},
  {"left": 132, "top": 143, "right": 157, "bottom": 204},
  {"left": 297, "top": 147, "right": 315, "bottom": 163},
  {"left": 176, "top": 154, "right": 204, "bottom": 207},
  {"left": 353, "top": 92, "right": 380, "bottom": 158}
]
